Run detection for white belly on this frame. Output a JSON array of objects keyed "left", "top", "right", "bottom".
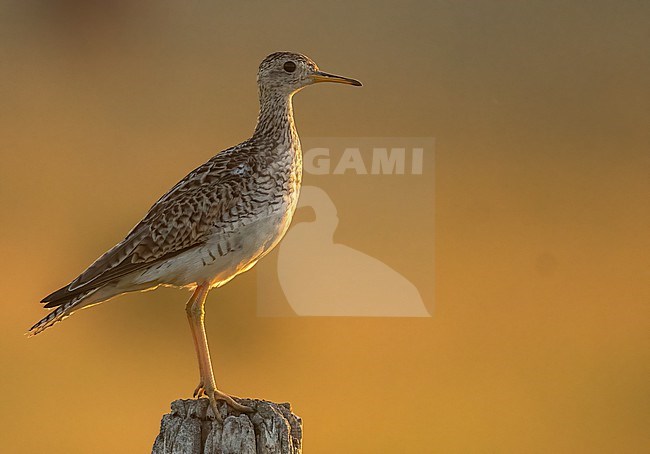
[{"left": 131, "top": 202, "right": 297, "bottom": 289}]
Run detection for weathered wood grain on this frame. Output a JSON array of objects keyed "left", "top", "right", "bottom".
[{"left": 152, "top": 398, "right": 302, "bottom": 454}]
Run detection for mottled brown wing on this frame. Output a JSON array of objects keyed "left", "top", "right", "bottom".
[{"left": 42, "top": 149, "right": 249, "bottom": 307}]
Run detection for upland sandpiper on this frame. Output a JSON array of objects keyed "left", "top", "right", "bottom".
[{"left": 28, "top": 52, "right": 361, "bottom": 417}]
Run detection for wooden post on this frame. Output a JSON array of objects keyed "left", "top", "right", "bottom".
[{"left": 152, "top": 398, "right": 302, "bottom": 454}]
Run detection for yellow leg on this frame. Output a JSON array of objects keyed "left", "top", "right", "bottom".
[{"left": 185, "top": 283, "right": 253, "bottom": 419}]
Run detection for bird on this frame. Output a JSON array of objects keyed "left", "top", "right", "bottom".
[{"left": 28, "top": 52, "right": 361, "bottom": 418}]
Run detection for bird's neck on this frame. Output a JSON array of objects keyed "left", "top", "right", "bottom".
[
  {"left": 252, "top": 91, "right": 299, "bottom": 146},
  {"left": 253, "top": 90, "right": 303, "bottom": 207}
]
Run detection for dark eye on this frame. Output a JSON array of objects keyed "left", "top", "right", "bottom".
[{"left": 283, "top": 61, "right": 297, "bottom": 73}]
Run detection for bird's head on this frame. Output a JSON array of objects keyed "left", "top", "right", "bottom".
[{"left": 257, "top": 52, "right": 362, "bottom": 98}]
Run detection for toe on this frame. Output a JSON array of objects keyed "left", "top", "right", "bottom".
[
  {"left": 215, "top": 390, "right": 253, "bottom": 413},
  {"left": 207, "top": 394, "right": 223, "bottom": 422}
]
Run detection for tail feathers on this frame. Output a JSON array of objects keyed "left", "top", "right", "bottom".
[
  {"left": 28, "top": 288, "right": 99, "bottom": 337},
  {"left": 42, "top": 282, "right": 89, "bottom": 308}
]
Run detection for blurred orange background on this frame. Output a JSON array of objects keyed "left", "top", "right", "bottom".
[{"left": 1, "top": 1, "right": 648, "bottom": 452}]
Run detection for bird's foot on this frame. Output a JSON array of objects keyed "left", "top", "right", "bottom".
[{"left": 193, "top": 381, "right": 253, "bottom": 420}]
